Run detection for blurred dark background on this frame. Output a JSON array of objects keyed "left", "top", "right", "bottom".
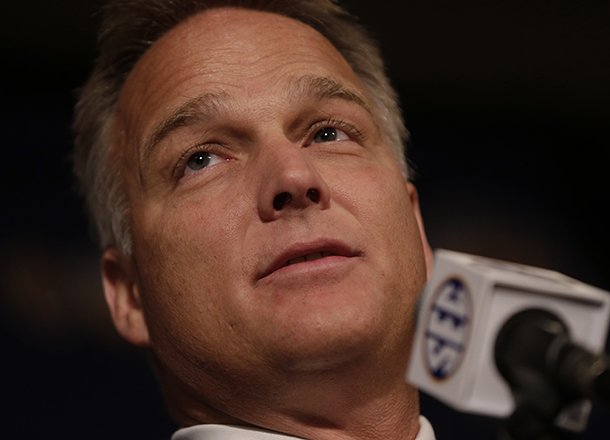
[{"left": 1, "top": 0, "right": 608, "bottom": 438}]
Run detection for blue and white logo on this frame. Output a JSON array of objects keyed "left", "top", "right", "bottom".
[{"left": 424, "top": 278, "right": 472, "bottom": 380}]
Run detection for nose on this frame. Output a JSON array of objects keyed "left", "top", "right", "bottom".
[{"left": 257, "top": 146, "right": 331, "bottom": 222}]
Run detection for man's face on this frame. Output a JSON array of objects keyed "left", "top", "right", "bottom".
[{"left": 108, "top": 7, "right": 430, "bottom": 400}]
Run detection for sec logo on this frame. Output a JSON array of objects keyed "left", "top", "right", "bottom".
[{"left": 424, "top": 277, "right": 472, "bottom": 380}]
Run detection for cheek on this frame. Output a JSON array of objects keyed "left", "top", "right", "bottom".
[
  {"left": 339, "top": 164, "right": 426, "bottom": 282},
  {"left": 332, "top": 163, "right": 413, "bottom": 235},
  {"left": 132, "top": 200, "right": 245, "bottom": 330}
]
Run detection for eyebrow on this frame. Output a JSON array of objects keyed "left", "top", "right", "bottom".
[
  {"left": 143, "top": 91, "right": 229, "bottom": 160},
  {"left": 290, "top": 75, "right": 372, "bottom": 114},
  {"left": 142, "top": 75, "right": 372, "bottom": 159}
]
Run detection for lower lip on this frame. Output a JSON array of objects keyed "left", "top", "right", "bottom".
[{"left": 257, "top": 255, "right": 357, "bottom": 285}]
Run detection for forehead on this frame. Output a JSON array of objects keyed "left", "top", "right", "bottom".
[{"left": 116, "top": 7, "right": 366, "bottom": 140}]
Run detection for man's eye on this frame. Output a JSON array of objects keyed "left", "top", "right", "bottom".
[
  {"left": 311, "top": 127, "right": 350, "bottom": 144},
  {"left": 184, "top": 151, "right": 224, "bottom": 175}
]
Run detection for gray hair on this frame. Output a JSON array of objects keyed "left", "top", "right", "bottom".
[{"left": 73, "top": 0, "right": 409, "bottom": 255}]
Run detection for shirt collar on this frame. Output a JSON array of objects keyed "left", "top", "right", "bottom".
[
  {"left": 172, "top": 424, "right": 304, "bottom": 440},
  {"left": 172, "top": 416, "right": 435, "bottom": 440}
]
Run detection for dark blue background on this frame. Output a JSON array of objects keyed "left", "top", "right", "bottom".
[{"left": 1, "top": 1, "right": 608, "bottom": 438}]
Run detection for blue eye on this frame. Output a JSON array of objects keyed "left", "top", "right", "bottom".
[
  {"left": 187, "top": 152, "right": 213, "bottom": 170},
  {"left": 184, "top": 151, "right": 224, "bottom": 176},
  {"left": 312, "top": 127, "right": 349, "bottom": 144}
]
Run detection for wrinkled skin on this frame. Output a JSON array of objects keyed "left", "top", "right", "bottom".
[{"left": 102, "top": 7, "right": 432, "bottom": 439}]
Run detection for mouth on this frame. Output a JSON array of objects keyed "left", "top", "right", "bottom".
[
  {"left": 285, "top": 251, "right": 334, "bottom": 266},
  {"left": 257, "top": 241, "right": 359, "bottom": 281}
]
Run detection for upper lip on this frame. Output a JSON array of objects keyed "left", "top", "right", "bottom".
[{"left": 256, "top": 239, "right": 360, "bottom": 280}]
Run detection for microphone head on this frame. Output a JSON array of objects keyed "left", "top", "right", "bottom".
[{"left": 407, "top": 249, "right": 610, "bottom": 420}]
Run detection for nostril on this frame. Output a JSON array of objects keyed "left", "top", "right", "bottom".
[
  {"left": 273, "top": 192, "right": 292, "bottom": 211},
  {"left": 306, "top": 188, "right": 320, "bottom": 204}
]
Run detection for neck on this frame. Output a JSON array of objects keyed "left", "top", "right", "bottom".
[
  {"left": 259, "top": 369, "right": 421, "bottom": 440},
  {"left": 167, "top": 350, "right": 421, "bottom": 440}
]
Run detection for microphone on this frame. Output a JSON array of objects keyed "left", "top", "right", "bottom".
[{"left": 407, "top": 249, "right": 610, "bottom": 435}]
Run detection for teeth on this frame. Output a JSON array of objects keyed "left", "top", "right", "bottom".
[{"left": 286, "top": 252, "right": 332, "bottom": 266}]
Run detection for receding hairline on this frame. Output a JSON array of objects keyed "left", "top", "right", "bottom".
[
  {"left": 110, "top": 6, "right": 379, "bottom": 160},
  {"left": 73, "top": 0, "right": 410, "bottom": 252}
]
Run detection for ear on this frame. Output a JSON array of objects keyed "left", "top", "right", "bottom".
[
  {"left": 101, "top": 247, "right": 150, "bottom": 346},
  {"left": 406, "top": 182, "right": 434, "bottom": 279}
]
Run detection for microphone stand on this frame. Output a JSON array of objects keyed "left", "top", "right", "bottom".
[{"left": 495, "top": 309, "right": 610, "bottom": 440}]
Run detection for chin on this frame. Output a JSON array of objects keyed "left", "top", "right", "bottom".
[{"left": 263, "top": 306, "right": 395, "bottom": 373}]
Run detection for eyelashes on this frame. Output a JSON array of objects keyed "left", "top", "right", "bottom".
[
  {"left": 306, "top": 118, "right": 365, "bottom": 145},
  {"left": 173, "top": 142, "right": 231, "bottom": 180},
  {"left": 171, "top": 117, "right": 366, "bottom": 181}
]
